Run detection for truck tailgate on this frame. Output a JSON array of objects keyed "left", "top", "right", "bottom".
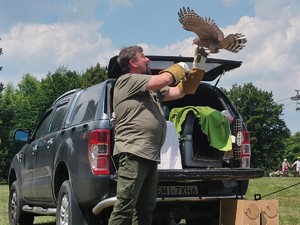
[{"left": 158, "top": 168, "right": 264, "bottom": 181}]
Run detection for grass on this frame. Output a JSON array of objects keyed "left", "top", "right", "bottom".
[
  {"left": 1, "top": 177, "right": 300, "bottom": 224},
  {"left": 246, "top": 177, "right": 300, "bottom": 225}
]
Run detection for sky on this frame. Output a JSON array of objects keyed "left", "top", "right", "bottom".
[{"left": 0, "top": 0, "right": 299, "bottom": 134}]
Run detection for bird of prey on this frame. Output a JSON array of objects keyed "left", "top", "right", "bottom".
[{"left": 178, "top": 7, "right": 247, "bottom": 54}]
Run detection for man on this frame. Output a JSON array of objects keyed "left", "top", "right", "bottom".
[
  {"left": 291, "top": 157, "right": 300, "bottom": 177},
  {"left": 281, "top": 159, "right": 290, "bottom": 177},
  {"left": 109, "top": 45, "right": 207, "bottom": 225}
]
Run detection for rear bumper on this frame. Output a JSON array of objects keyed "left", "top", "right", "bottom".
[
  {"left": 92, "top": 195, "right": 241, "bottom": 215},
  {"left": 92, "top": 168, "right": 264, "bottom": 215},
  {"left": 157, "top": 168, "right": 264, "bottom": 181}
]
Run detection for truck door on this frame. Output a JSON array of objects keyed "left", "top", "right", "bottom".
[
  {"left": 34, "top": 102, "right": 69, "bottom": 201},
  {"left": 22, "top": 109, "right": 54, "bottom": 201}
]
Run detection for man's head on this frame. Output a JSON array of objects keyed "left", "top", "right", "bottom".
[{"left": 117, "top": 45, "right": 151, "bottom": 75}]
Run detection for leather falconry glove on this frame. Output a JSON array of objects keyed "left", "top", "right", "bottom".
[
  {"left": 160, "top": 62, "right": 190, "bottom": 85},
  {"left": 178, "top": 47, "right": 207, "bottom": 94}
]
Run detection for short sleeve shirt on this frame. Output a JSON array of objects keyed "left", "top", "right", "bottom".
[{"left": 113, "top": 73, "right": 169, "bottom": 161}]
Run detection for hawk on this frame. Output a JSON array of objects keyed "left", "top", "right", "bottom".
[{"left": 178, "top": 7, "right": 247, "bottom": 54}]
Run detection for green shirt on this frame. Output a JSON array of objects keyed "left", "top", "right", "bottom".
[{"left": 113, "top": 73, "right": 169, "bottom": 161}]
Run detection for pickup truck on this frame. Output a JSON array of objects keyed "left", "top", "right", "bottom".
[{"left": 8, "top": 55, "right": 264, "bottom": 225}]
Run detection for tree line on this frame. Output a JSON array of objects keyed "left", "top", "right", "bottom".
[{"left": 0, "top": 64, "right": 299, "bottom": 181}]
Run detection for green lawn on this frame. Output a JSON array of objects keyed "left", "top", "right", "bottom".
[
  {"left": 246, "top": 177, "right": 300, "bottom": 225},
  {"left": 1, "top": 177, "right": 300, "bottom": 224}
]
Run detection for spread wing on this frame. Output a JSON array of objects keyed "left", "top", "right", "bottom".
[{"left": 178, "top": 7, "right": 224, "bottom": 41}]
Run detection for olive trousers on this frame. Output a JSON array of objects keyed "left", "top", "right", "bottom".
[{"left": 108, "top": 153, "right": 158, "bottom": 225}]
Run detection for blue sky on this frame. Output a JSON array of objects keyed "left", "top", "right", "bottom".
[{"left": 0, "top": 0, "right": 300, "bottom": 134}]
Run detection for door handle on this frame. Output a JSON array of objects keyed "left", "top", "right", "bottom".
[
  {"left": 46, "top": 138, "right": 54, "bottom": 149},
  {"left": 32, "top": 145, "right": 38, "bottom": 155}
]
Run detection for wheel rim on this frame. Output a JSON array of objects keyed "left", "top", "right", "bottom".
[
  {"left": 10, "top": 191, "right": 17, "bottom": 222},
  {"left": 59, "top": 194, "right": 70, "bottom": 225}
]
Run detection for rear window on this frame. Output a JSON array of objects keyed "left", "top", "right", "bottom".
[{"left": 69, "top": 85, "right": 101, "bottom": 126}]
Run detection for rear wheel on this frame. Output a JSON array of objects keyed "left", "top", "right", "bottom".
[
  {"left": 8, "top": 181, "right": 34, "bottom": 225},
  {"left": 56, "top": 180, "right": 73, "bottom": 225}
]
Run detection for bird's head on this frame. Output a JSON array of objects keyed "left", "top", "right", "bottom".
[{"left": 192, "top": 38, "right": 201, "bottom": 46}]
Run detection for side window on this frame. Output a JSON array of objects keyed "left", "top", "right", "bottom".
[
  {"left": 48, "top": 104, "right": 67, "bottom": 133},
  {"left": 34, "top": 110, "right": 53, "bottom": 140},
  {"left": 69, "top": 85, "right": 101, "bottom": 126},
  {"left": 34, "top": 102, "right": 68, "bottom": 140}
]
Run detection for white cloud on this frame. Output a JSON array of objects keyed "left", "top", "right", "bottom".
[{"left": 1, "top": 22, "right": 115, "bottom": 83}]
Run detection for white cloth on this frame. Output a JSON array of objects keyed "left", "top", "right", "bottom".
[{"left": 158, "top": 121, "right": 182, "bottom": 169}]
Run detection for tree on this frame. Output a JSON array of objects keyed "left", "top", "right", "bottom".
[
  {"left": 222, "top": 83, "right": 290, "bottom": 172},
  {"left": 285, "top": 132, "right": 300, "bottom": 161},
  {"left": 81, "top": 63, "right": 108, "bottom": 88},
  {"left": 41, "top": 66, "right": 82, "bottom": 110},
  {"left": 0, "top": 37, "right": 3, "bottom": 94},
  {"left": 0, "top": 84, "right": 16, "bottom": 181},
  {"left": 14, "top": 74, "right": 46, "bottom": 131}
]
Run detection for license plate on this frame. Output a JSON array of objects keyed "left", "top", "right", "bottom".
[{"left": 157, "top": 185, "right": 198, "bottom": 197}]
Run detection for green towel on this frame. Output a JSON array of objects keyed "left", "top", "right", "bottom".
[{"left": 169, "top": 106, "right": 232, "bottom": 151}]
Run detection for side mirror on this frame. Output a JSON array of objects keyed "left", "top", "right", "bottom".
[{"left": 14, "top": 129, "right": 30, "bottom": 142}]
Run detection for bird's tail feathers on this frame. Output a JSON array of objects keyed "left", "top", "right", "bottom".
[{"left": 223, "top": 33, "right": 247, "bottom": 53}]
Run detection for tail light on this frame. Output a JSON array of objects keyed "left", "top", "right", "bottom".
[
  {"left": 88, "top": 129, "right": 111, "bottom": 175},
  {"left": 240, "top": 131, "right": 251, "bottom": 168}
]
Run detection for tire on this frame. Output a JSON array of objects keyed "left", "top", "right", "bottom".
[
  {"left": 56, "top": 180, "right": 74, "bottom": 225},
  {"left": 8, "top": 181, "right": 34, "bottom": 225},
  {"left": 56, "top": 180, "right": 105, "bottom": 225}
]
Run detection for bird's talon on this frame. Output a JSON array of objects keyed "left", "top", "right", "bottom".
[{"left": 198, "top": 48, "right": 208, "bottom": 58}]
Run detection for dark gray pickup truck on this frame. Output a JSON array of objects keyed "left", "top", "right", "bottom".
[{"left": 8, "top": 55, "right": 264, "bottom": 225}]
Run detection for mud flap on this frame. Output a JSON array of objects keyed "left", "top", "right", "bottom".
[
  {"left": 57, "top": 180, "right": 90, "bottom": 225},
  {"left": 69, "top": 188, "right": 88, "bottom": 225}
]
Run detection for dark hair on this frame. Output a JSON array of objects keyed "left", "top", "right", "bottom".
[{"left": 117, "top": 46, "right": 143, "bottom": 74}]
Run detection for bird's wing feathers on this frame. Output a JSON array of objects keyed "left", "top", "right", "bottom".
[
  {"left": 204, "top": 16, "right": 224, "bottom": 41},
  {"left": 178, "top": 7, "right": 224, "bottom": 41}
]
